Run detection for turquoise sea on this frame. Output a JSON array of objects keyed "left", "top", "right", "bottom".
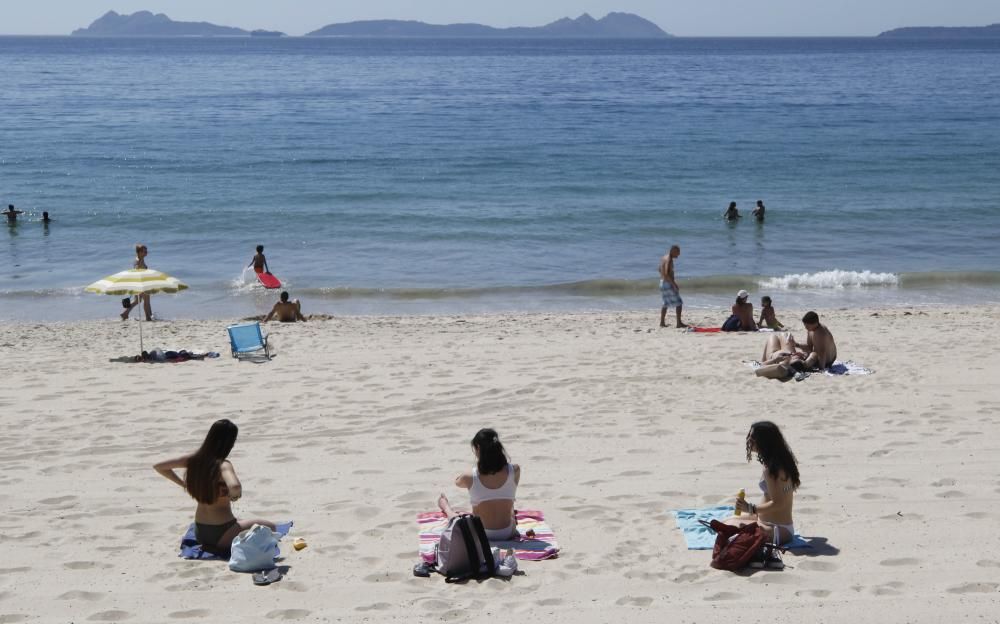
[{"left": 1, "top": 36, "right": 999, "bottom": 320}]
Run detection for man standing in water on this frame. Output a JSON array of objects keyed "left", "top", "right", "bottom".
[
  {"left": 4, "top": 205, "right": 24, "bottom": 224},
  {"left": 659, "top": 245, "right": 687, "bottom": 328}
]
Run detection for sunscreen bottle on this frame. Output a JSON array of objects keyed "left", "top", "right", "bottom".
[{"left": 735, "top": 489, "right": 746, "bottom": 516}]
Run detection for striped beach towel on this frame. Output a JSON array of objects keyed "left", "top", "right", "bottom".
[{"left": 418, "top": 510, "right": 559, "bottom": 563}]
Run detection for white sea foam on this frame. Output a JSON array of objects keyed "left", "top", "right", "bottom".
[{"left": 758, "top": 270, "right": 900, "bottom": 290}]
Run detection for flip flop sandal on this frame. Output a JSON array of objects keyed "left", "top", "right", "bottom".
[
  {"left": 412, "top": 562, "right": 433, "bottom": 577},
  {"left": 252, "top": 568, "right": 282, "bottom": 585}
]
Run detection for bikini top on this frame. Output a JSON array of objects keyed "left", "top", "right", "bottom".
[
  {"left": 469, "top": 464, "right": 517, "bottom": 506},
  {"left": 760, "top": 472, "right": 794, "bottom": 495}
]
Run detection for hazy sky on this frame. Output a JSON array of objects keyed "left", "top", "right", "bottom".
[{"left": 1, "top": 1, "right": 998, "bottom": 36}]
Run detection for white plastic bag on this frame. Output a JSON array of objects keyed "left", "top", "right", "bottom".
[{"left": 228, "top": 524, "right": 279, "bottom": 572}]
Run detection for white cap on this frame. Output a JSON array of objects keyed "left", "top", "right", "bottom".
[{"left": 737, "top": 289, "right": 750, "bottom": 299}]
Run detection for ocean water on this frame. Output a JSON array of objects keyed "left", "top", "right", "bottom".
[{"left": 2, "top": 36, "right": 999, "bottom": 321}]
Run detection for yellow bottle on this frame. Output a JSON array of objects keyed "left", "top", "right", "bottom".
[{"left": 735, "top": 489, "right": 746, "bottom": 516}]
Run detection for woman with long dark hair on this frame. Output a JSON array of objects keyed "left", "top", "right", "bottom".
[
  {"left": 437, "top": 428, "right": 520, "bottom": 540},
  {"left": 154, "top": 419, "right": 276, "bottom": 553},
  {"left": 734, "top": 421, "right": 800, "bottom": 545}
]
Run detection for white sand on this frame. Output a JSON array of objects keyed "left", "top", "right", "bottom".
[{"left": 1, "top": 306, "right": 999, "bottom": 623}]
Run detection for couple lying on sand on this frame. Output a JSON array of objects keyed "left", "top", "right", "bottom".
[
  {"left": 755, "top": 311, "right": 837, "bottom": 379},
  {"left": 153, "top": 423, "right": 520, "bottom": 554},
  {"left": 154, "top": 419, "right": 801, "bottom": 558}
]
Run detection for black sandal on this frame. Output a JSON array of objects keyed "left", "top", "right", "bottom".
[{"left": 252, "top": 568, "right": 282, "bottom": 585}]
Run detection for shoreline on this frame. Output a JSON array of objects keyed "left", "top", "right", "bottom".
[{"left": 0, "top": 301, "right": 993, "bottom": 326}]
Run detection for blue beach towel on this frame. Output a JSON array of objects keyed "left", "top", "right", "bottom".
[
  {"left": 672, "top": 506, "right": 735, "bottom": 550},
  {"left": 672, "top": 506, "right": 811, "bottom": 550},
  {"left": 179, "top": 521, "right": 293, "bottom": 560}
]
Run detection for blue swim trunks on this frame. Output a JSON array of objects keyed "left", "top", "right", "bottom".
[{"left": 660, "top": 280, "right": 682, "bottom": 307}]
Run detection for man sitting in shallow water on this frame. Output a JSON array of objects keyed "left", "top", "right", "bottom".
[{"left": 264, "top": 291, "right": 307, "bottom": 323}]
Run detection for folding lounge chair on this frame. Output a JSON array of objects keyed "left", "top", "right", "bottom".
[{"left": 226, "top": 322, "right": 270, "bottom": 359}]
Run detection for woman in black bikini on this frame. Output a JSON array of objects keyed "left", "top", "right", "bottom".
[{"left": 154, "top": 419, "right": 276, "bottom": 554}]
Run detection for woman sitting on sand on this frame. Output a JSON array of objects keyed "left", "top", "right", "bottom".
[
  {"left": 438, "top": 428, "right": 520, "bottom": 541},
  {"left": 733, "top": 421, "right": 799, "bottom": 545},
  {"left": 754, "top": 332, "right": 808, "bottom": 380},
  {"left": 154, "top": 419, "right": 277, "bottom": 554}
]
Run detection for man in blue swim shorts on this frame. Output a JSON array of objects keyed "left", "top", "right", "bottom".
[{"left": 659, "top": 245, "right": 687, "bottom": 328}]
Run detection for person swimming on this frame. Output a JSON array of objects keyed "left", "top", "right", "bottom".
[{"left": 437, "top": 428, "right": 520, "bottom": 541}]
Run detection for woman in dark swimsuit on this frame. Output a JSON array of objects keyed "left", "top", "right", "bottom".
[{"left": 154, "top": 419, "right": 276, "bottom": 554}]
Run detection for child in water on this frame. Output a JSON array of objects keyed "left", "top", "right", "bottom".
[
  {"left": 248, "top": 245, "right": 270, "bottom": 274},
  {"left": 758, "top": 296, "right": 785, "bottom": 330}
]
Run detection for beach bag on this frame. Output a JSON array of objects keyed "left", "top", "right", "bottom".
[
  {"left": 700, "top": 520, "right": 768, "bottom": 571},
  {"left": 721, "top": 315, "right": 741, "bottom": 332},
  {"left": 434, "top": 514, "right": 496, "bottom": 583},
  {"left": 228, "top": 524, "right": 278, "bottom": 572}
]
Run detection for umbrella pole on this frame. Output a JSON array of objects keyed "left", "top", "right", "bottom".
[{"left": 140, "top": 318, "right": 144, "bottom": 353}]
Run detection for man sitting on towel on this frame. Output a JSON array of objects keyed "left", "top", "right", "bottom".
[
  {"left": 265, "top": 291, "right": 307, "bottom": 323},
  {"left": 799, "top": 311, "right": 836, "bottom": 369}
]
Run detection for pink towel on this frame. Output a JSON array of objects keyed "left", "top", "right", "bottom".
[{"left": 418, "top": 509, "right": 560, "bottom": 563}]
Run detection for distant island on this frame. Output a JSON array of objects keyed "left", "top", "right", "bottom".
[
  {"left": 878, "top": 23, "right": 1000, "bottom": 38},
  {"left": 71, "top": 11, "right": 286, "bottom": 37},
  {"left": 70, "top": 10, "right": 668, "bottom": 38},
  {"left": 306, "top": 13, "right": 670, "bottom": 38}
]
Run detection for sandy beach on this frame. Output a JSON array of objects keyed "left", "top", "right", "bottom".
[{"left": 1, "top": 305, "right": 999, "bottom": 623}]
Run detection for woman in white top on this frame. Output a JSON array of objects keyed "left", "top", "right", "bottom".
[{"left": 438, "top": 428, "right": 520, "bottom": 541}]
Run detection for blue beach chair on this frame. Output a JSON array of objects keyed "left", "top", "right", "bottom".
[{"left": 226, "top": 322, "right": 270, "bottom": 360}]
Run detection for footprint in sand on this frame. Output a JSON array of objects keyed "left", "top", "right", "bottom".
[
  {"left": 57, "top": 591, "right": 103, "bottom": 601},
  {"left": 935, "top": 490, "right": 966, "bottom": 499},
  {"left": 976, "top": 560, "right": 1000, "bottom": 568},
  {"left": 86, "top": 611, "right": 130, "bottom": 622},
  {"left": 166, "top": 610, "right": 211, "bottom": 619},
  {"left": 870, "top": 582, "right": 905, "bottom": 596},
  {"left": 0, "top": 616, "right": 30, "bottom": 624},
  {"left": 947, "top": 582, "right": 1000, "bottom": 594},
  {"left": 355, "top": 604, "right": 393, "bottom": 612},
  {"left": 615, "top": 596, "right": 654, "bottom": 607},
  {"left": 352, "top": 506, "right": 380, "bottom": 519},
  {"left": 64, "top": 561, "right": 113, "bottom": 570},
  {"left": 416, "top": 599, "right": 453, "bottom": 612},
  {"left": 703, "top": 592, "right": 741, "bottom": 601},
  {"left": 798, "top": 560, "right": 838, "bottom": 572},
  {"left": 265, "top": 610, "right": 311, "bottom": 620},
  {"left": 673, "top": 569, "right": 709, "bottom": 583},
  {"left": 879, "top": 558, "right": 921, "bottom": 567},
  {"left": 39, "top": 495, "right": 77, "bottom": 505},
  {"left": 535, "top": 598, "right": 563, "bottom": 607},
  {"left": 931, "top": 478, "right": 957, "bottom": 487},
  {"left": 795, "top": 589, "right": 832, "bottom": 598}
]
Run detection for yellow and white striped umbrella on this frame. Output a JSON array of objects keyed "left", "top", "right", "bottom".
[{"left": 85, "top": 268, "right": 188, "bottom": 296}]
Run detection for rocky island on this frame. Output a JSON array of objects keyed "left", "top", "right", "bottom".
[
  {"left": 71, "top": 10, "right": 667, "bottom": 39},
  {"left": 306, "top": 13, "right": 671, "bottom": 38},
  {"left": 72, "top": 11, "right": 250, "bottom": 36},
  {"left": 877, "top": 23, "right": 1000, "bottom": 38}
]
